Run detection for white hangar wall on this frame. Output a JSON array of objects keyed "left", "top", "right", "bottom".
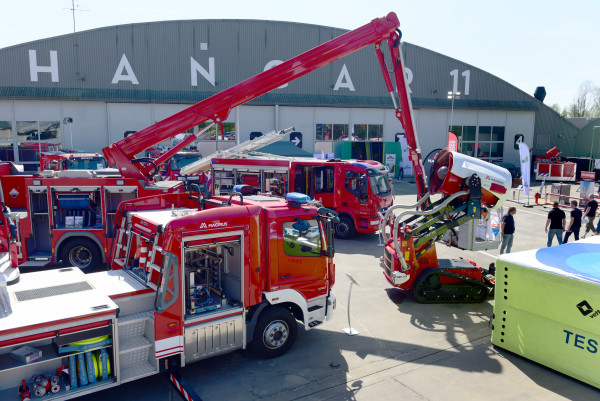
[{"left": 0, "top": 99, "right": 535, "bottom": 167}]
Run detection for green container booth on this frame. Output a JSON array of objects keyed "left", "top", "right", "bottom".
[
  {"left": 492, "top": 238, "right": 600, "bottom": 388},
  {"left": 333, "top": 141, "right": 403, "bottom": 177}
]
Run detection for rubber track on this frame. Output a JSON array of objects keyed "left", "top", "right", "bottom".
[{"left": 413, "top": 267, "right": 492, "bottom": 304}]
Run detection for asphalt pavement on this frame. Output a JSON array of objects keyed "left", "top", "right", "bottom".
[{"left": 79, "top": 179, "right": 598, "bottom": 401}]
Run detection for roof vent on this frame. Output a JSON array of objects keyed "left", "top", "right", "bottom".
[{"left": 534, "top": 86, "right": 546, "bottom": 102}]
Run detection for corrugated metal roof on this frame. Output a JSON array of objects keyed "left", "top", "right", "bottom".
[
  {"left": 0, "top": 20, "right": 547, "bottom": 107},
  {"left": 0, "top": 18, "right": 579, "bottom": 156},
  {"left": 412, "top": 98, "right": 539, "bottom": 111},
  {"left": 573, "top": 118, "right": 600, "bottom": 158},
  {"left": 532, "top": 101, "right": 578, "bottom": 156}
]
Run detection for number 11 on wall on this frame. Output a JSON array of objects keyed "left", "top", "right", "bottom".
[{"left": 450, "top": 69, "right": 470, "bottom": 95}]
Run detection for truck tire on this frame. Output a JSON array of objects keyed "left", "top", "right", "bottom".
[
  {"left": 334, "top": 216, "right": 356, "bottom": 239},
  {"left": 252, "top": 306, "right": 298, "bottom": 358},
  {"left": 60, "top": 238, "right": 102, "bottom": 271}
]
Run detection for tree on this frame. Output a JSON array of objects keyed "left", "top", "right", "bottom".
[
  {"left": 549, "top": 103, "right": 566, "bottom": 116},
  {"left": 591, "top": 86, "right": 600, "bottom": 117},
  {"left": 567, "top": 81, "right": 593, "bottom": 117}
]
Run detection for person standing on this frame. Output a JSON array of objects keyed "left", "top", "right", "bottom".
[
  {"left": 582, "top": 194, "right": 598, "bottom": 238},
  {"left": 563, "top": 200, "right": 583, "bottom": 243},
  {"left": 500, "top": 207, "right": 517, "bottom": 254},
  {"left": 545, "top": 201, "right": 566, "bottom": 246}
]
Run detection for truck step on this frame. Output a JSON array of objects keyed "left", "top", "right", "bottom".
[
  {"left": 19, "top": 260, "right": 51, "bottom": 267},
  {"left": 26, "top": 251, "right": 52, "bottom": 259},
  {"left": 118, "top": 311, "right": 154, "bottom": 340},
  {"left": 120, "top": 343, "right": 151, "bottom": 369},
  {"left": 118, "top": 310, "right": 154, "bottom": 325},
  {"left": 120, "top": 335, "right": 152, "bottom": 354},
  {"left": 120, "top": 361, "right": 157, "bottom": 384}
]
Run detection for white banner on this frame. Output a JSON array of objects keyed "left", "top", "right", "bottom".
[{"left": 518, "top": 142, "right": 531, "bottom": 196}]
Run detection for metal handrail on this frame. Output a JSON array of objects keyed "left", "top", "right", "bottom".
[{"left": 388, "top": 191, "right": 469, "bottom": 271}]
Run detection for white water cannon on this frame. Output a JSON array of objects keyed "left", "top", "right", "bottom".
[{"left": 428, "top": 149, "right": 512, "bottom": 208}]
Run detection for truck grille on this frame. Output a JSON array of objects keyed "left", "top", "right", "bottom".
[
  {"left": 382, "top": 249, "right": 392, "bottom": 277},
  {"left": 14, "top": 281, "right": 93, "bottom": 302}
]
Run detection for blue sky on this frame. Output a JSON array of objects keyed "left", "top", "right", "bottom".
[{"left": 1, "top": 0, "right": 598, "bottom": 109}]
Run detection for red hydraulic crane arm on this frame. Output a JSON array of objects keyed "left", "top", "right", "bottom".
[
  {"left": 374, "top": 32, "right": 428, "bottom": 199},
  {"left": 103, "top": 12, "right": 402, "bottom": 183}
]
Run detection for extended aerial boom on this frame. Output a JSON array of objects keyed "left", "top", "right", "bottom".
[{"left": 103, "top": 12, "right": 417, "bottom": 184}]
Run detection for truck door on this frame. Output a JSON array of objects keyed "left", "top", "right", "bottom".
[
  {"left": 313, "top": 166, "right": 335, "bottom": 206},
  {"left": 344, "top": 172, "right": 369, "bottom": 204},
  {"left": 175, "top": 232, "right": 245, "bottom": 363},
  {"left": 273, "top": 218, "right": 328, "bottom": 301},
  {"left": 292, "top": 166, "right": 313, "bottom": 198},
  {"left": 103, "top": 186, "right": 138, "bottom": 238},
  {"left": 27, "top": 186, "right": 51, "bottom": 259}
]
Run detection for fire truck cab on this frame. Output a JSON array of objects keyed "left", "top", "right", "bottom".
[
  {"left": 40, "top": 152, "right": 107, "bottom": 172},
  {"left": 158, "top": 151, "right": 202, "bottom": 180}
]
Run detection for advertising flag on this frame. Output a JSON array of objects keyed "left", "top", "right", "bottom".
[
  {"left": 518, "top": 142, "right": 531, "bottom": 196},
  {"left": 448, "top": 132, "right": 458, "bottom": 152}
]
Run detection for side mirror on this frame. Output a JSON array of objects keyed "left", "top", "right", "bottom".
[{"left": 292, "top": 218, "right": 310, "bottom": 232}]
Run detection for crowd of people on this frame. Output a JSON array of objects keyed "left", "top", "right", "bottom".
[
  {"left": 543, "top": 194, "right": 598, "bottom": 247},
  {"left": 500, "top": 194, "right": 598, "bottom": 254}
]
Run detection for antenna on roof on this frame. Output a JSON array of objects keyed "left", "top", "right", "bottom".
[{"left": 64, "top": 0, "right": 89, "bottom": 33}]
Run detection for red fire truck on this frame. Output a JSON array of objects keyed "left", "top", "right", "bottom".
[
  {"left": 0, "top": 11, "right": 408, "bottom": 400},
  {"left": 211, "top": 157, "right": 393, "bottom": 239},
  {"left": 0, "top": 190, "right": 338, "bottom": 400},
  {"left": 0, "top": 165, "right": 184, "bottom": 270}
]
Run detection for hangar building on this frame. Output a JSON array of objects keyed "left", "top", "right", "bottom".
[{"left": 0, "top": 18, "right": 577, "bottom": 172}]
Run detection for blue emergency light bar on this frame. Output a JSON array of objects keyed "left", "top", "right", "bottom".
[{"left": 285, "top": 192, "right": 310, "bottom": 205}]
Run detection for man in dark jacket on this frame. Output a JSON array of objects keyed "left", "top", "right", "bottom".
[
  {"left": 582, "top": 194, "right": 598, "bottom": 238},
  {"left": 545, "top": 201, "right": 566, "bottom": 246},
  {"left": 500, "top": 206, "right": 517, "bottom": 254},
  {"left": 563, "top": 200, "right": 583, "bottom": 243}
]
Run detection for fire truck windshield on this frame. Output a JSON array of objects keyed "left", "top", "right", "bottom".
[
  {"left": 369, "top": 173, "right": 392, "bottom": 196},
  {"left": 69, "top": 157, "right": 107, "bottom": 170},
  {"left": 171, "top": 154, "right": 202, "bottom": 170}
]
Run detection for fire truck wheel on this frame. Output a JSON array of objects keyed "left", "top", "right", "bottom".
[
  {"left": 60, "top": 238, "right": 102, "bottom": 271},
  {"left": 252, "top": 306, "right": 297, "bottom": 358},
  {"left": 334, "top": 216, "right": 355, "bottom": 239}
]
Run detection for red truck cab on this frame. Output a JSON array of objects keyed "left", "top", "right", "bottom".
[
  {"left": 111, "top": 190, "right": 337, "bottom": 360},
  {"left": 40, "top": 151, "right": 107, "bottom": 171}
]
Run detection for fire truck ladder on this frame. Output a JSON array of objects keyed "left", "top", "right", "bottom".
[
  {"left": 144, "top": 234, "right": 163, "bottom": 291},
  {"left": 113, "top": 216, "right": 164, "bottom": 290},
  {"left": 180, "top": 127, "right": 294, "bottom": 175},
  {"left": 113, "top": 216, "right": 131, "bottom": 268}
]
